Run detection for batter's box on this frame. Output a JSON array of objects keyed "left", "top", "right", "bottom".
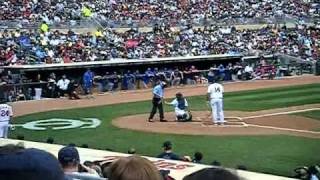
[{"left": 201, "top": 121, "right": 248, "bottom": 128}]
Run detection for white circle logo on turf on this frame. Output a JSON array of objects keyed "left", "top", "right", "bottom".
[{"left": 12, "top": 118, "right": 101, "bottom": 130}]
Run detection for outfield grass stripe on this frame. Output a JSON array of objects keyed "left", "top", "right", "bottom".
[
  {"left": 227, "top": 88, "right": 320, "bottom": 101},
  {"left": 225, "top": 83, "right": 320, "bottom": 97}
]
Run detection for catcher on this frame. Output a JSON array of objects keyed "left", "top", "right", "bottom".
[{"left": 165, "top": 92, "right": 192, "bottom": 122}]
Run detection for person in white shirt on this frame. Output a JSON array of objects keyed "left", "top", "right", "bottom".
[
  {"left": 56, "top": 75, "right": 70, "bottom": 97},
  {"left": 0, "top": 101, "right": 13, "bottom": 138},
  {"left": 207, "top": 78, "right": 225, "bottom": 125},
  {"left": 244, "top": 64, "right": 254, "bottom": 80},
  {"left": 165, "top": 92, "right": 192, "bottom": 122}
]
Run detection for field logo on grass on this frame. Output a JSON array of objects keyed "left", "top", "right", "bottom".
[{"left": 13, "top": 118, "right": 101, "bottom": 130}]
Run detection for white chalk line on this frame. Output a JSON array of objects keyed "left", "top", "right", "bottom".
[
  {"left": 246, "top": 124, "right": 320, "bottom": 134},
  {"left": 233, "top": 108, "right": 320, "bottom": 134},
  {"left": 195, "top": 108, "right": 320, "bottom": 135},
  {"left": 242, "top": 108, "right": 320, "bottom": 120}
]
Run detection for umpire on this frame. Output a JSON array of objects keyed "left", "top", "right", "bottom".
[{"left": 148, "top": 81, "right": 167, "bottom": 122}]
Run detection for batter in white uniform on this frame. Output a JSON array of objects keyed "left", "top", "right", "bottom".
[
  {"left": 207, "top": 79, "right": 225, "bottom": 125},
  {"left": 0, "top": 101, "right": 13, "bottom": 138}
]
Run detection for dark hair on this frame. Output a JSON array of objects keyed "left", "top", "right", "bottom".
[
  {"left": 308, "top": 165, "right": 319, "bottom": 174},
  {"left": 236, "top": 165, "right": 247, "bottom": 170},
  {"left": 81, "top": 144, "right": 89, "bottom": 148},
  {"left": 16, "top": 135, "right": 25, "bottom": 140},
  {"left": 211, "top": 160, "right": 221, "bottom": 166},
  {"left": 163, "top": 141, "right": 172, "bottom": 151},
  {"left": 128, "top": 148, "right": 136, "bottom": 154},
  {"left": 194, "top": 152, "right": 203, "bottom": 161},
  {"left": 0, "top": 144, "right": 24, "bottom": 155},
  {"left": 183, "top": 168, "right": 241, "bottom": 180},
  {"left": 46, "top": 137, "right": 54, "bottom": 144}
]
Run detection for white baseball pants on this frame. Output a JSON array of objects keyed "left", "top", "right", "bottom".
[
  {"left": 210, "top": 99, "right": 225, "bottom": 124},
  {"left": 0, "top": 122, "right": 9, "bottom": 138}
]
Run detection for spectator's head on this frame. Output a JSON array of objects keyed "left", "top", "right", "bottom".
[
  {"left": 62, "top": 74, "right": 66, "bottom": 79},
  {"left": 162, "top": 141, "right": 173, "bottom": 151},
  {"left": 106, "top": 156, "right": 162, "bottom": 180},
  {"left": 46, "top": 137, "right": 54, "bottom": 144},
  {"left": 193, "top": 152, "right": 203, "bottom": 163},
  {"left": 17, "top": 135, "right": 25, "bottom": 140},
  {"left": 81, "top": 144, "right": 89, "bottom": 148},
  {"left": 128, "top": 148, "right": 136, "bottom": 154},
  {"left": 236, "top": 165, "right": 247, "bottom": 170},
  {"left": 211, "top": 160, "right": 221, "bottom": 166},
  {"left": 58, "top": 146, "right": 80, "bottom": 172},
  {"left": 0, "top": 144, "right": 64, "bottom": 180},
  {"left": 183, "top": 168, "right": 241, "bottom": 180}
]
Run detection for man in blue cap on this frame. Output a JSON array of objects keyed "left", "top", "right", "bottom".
[{"left": 0, "top": 144, "right": 64, "bottom": 180}]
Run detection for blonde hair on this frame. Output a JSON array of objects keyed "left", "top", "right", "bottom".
[{"left": 107, "top": 156, "right": 162, "bottom": 180}]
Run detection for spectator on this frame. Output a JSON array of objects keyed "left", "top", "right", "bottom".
[
  {"left": 67, "top": 79, "right": 80, "bottom": 100},
  {"left": 128, "top": 148, "right": 136, "bottom": 154},
  {"left": 105, "top": 156, "right": 162, "bottom": 180},
  {"left": 58, "top": 146, "right": 101, "bottom": 179},
  {"left": 244, "top": 64, "right": 254, "bottom": 80},
  {"left": 56, "top": 75, "right": 70, "bottom": 97},
  {"left": 157, "top": 141, "right": 184, "bottom": 161},
  {"left": 171, "top": 68, "right": 184, "bottom": 86},
  {"left": 0, "top": 144, "right": 65, "bottom": 180},
  {"left": 183, "top": 168, "right": 241, "bottom": 180},
  {"left": 192, "top": 152, "right": 203, "bottom": 164}
]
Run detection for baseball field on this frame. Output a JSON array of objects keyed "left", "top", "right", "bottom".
[{"left": 9, "top": 76, "right": 320, "bottom": 177}]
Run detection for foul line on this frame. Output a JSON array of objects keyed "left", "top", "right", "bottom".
[
  {"left": 242, "top": 108, "right": 320, "bottom": 120},
  {"left": 197, "top": 108, "right": 320, "bottom": 135},
  {"left": 238, "top": 108, "right": 320, "bottom": 134},
  {"left": 247, "top": 124, "right": 320, "bottom": 134}
]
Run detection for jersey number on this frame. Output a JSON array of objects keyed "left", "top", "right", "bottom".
[
  {"left": 0, "top": 110, "right": 9, "bottom": 117},
  {"left": 215, "top": 87, "right": 221, "bottom": 93}
]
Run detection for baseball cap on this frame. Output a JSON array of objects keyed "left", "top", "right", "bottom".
[
  {"left": 162, "top": 141, "right": 172, "bottom": 148},
  {"left": 0, "top": 147, "right": 64, "bottom": 180},
  {"left": 58, "top": 146, "right": 80, "bottom": 165}
]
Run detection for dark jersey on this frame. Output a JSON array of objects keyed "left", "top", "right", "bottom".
[{"left": 157, "top": 152, "right": 182, "bottom": 160}]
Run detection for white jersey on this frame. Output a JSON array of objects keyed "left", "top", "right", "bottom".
[
  {"left": 0, "top": 104, "right": 13, "bottom": 122},
  {"left": 207, "top": 83, "right": 224, "bottom": 99},
  {"left": 57, "top": 79, "right": 70, "bottom": 90}
]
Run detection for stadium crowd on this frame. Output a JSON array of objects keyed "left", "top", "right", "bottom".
[
  {"left": 0, "top": 23, "right": 319, "bottom": 66},
  {"left": 0, "top": 0, "right": 319, "bottom": 25},
  {"left": 1, "top": 142, "right": 319, "bottom": 180}
]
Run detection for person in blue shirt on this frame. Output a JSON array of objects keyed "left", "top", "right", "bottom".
[
  {"left": 148, "top": 81, "right": 167, "bottom": 122},
  {"left": 83, "top": 69, "right": 94, "bottom": 96},
  {"left": 157, "top": 141, "right": 183, "bottom": 161}
]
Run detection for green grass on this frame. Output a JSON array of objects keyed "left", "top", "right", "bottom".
[
  {"left": 9, "top": 83, "right": 320, "bottom": 177},
  {"left": 296, "top": 110, "right": 320, "bottom": 131},
  {"left": 297, "top": 110, "right": 320, "bottom": 121}
]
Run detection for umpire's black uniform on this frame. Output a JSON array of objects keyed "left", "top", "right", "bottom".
[{"left": 148, "top": 82, "right": 166, "bottom": 122}]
